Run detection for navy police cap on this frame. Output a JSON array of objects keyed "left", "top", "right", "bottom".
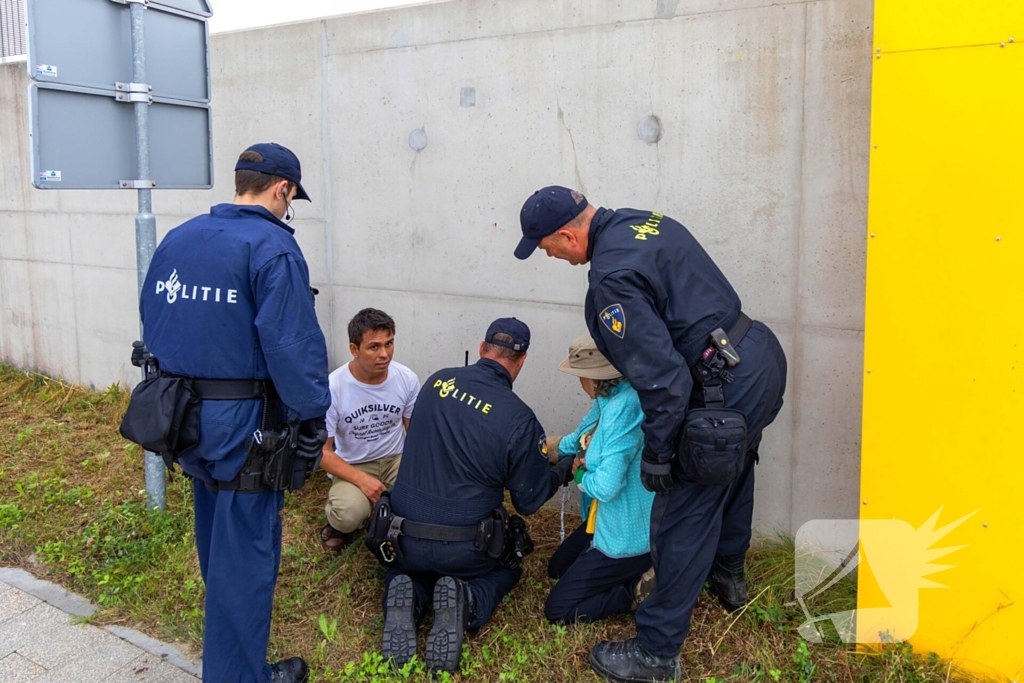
[
  {"left": 235, "top": 142, "right": 311, "bottom": 202},
  {"left": 485, "top": 317, "right": 531, "bottom": 353},
  {"left": 514, "top": 185, "right": 588, "bottom": 259}
]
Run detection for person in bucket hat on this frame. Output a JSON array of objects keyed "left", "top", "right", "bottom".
[{"left": 544, "top": 334, "right": 656, "bottom": 625}]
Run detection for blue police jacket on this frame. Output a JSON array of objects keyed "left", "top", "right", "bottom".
[
  {"left": 390, "top": 358, "right": 561, "bottom": 527},
  {"left": 140, "top": 203, "right": 330, "bottom": 483},
  {"left": 584, "top": 207, "right": 742, "bottom": 467}
]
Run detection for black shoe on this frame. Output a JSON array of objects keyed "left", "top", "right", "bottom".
[
  {"left": 268, "top": 657, "right": 309, "bottom": 683},
  {"left": 589, "top": 639, "right": 680, "bottom": 683},
  {"left": 383, "top": 574, "right": 418, "bottom": 667},
  {"left": 426, "top": 576, "right": 467, "bottom": 673},
  {"left": 707, "top": 554, "right": 748, "bottom": 612}
]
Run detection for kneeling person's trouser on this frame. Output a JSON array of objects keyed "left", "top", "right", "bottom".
[
  {"left": 325, "top": 453, "right": 402, "bottom": 533},
  {"left": 545, "top": 522, "right": 652, "bottom": 624},
  {"left": 383, "top": 535, "right": 520, "bottom": 630},
  {"left": 635, "top": 320, "right": 787, "bottom": 658}
]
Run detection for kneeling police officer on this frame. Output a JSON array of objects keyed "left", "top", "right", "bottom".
[
  {"left": 368, "top": 319, "right": 574, "bottom": 673},
  {"left": 134, "top": 143, "right": 330, "bottom": 683}
]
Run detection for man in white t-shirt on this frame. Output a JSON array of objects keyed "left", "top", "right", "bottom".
[{"left": 320, "top": 308, "right": 420, "bottom": 552}]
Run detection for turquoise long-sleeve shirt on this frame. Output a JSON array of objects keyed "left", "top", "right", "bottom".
[{"left": 557, "top": 381, "right": 654, "bottom": 558}]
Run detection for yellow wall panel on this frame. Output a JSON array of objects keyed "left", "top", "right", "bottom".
[
  {"left": 874, "top": 0, "right": 1024, "bottom": 52},
  {"left": 861, "top": 12, "right": 1023, "bottom": 682}
]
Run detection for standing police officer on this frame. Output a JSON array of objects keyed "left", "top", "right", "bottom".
[
  {"left": 139, "top": 143, "right": 330, "bottom": 683},
  {"left": 377, "top": 319, "right": 574, "bottom": 673},
  {"left": 514, "top": 187, "right": 787, "bottom": 683}
]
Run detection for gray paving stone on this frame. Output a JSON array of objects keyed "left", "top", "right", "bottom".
[
  {"left": 0, "top": 569, "right": 97, "bottom": 618},
  {"left": 105, "top": 627, "right": 201, "bottom": 678},
  {"left": 0, "top": 586, "right": 41, "bottom": 625},
  {"left": 0, "top": 651, "right": 47, "bottom": 682},
  {"left": 6, "top": 603, "right": 140, "bottom": 672},
  {"left": 103, "top": 653, "right": 200, "bottom": 682},
  {"left": 0, "top": 607, "right": 31, "bottom": 658},
  {"left": 28, "top": 665, "right": 122, "bottom": 683},
  {"left": 0, "top": 574, "right": 200, "bottom": 681}
]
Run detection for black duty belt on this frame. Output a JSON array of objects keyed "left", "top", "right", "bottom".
[
  {"left": 399, "top": 518, "right": 480, "bottom": 543},
  {"left": 188, "top": 378, "right": 274, "bottom": 401}
]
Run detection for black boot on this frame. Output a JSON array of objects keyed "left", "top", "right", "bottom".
[
  {"left": 268, "top": 657, "right": 309, "bottom": 683},
  {"left": 589, "top": 638, "right": 680, "bottom": 683},
  {"left": 426, "top": 576, "right": 468, "bottom": 673},
  {"left": 383, "top": 574, "right": 418, "bottom": 667},
  {"left": 707, "top": 554, "right": 748, "bottom": 613}
]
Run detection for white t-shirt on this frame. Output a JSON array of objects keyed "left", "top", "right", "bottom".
[{"left": 325, "top": 360, "right": 420, "bottom": 465}]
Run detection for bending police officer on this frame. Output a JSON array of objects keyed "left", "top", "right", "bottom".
[
  {"left": 515, "top": 187, "right": 787, "bottom": 683},
  {"left": 139, "top": 144, "right": 330, "bottom": 683},
  {"left": 375, "top": 319, "right": 574, "bottom": 673}
]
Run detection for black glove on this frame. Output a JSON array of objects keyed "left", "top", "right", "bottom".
[
  {"left": 296, "top": 417, "right": 328, "bottom": 462},
  {"left": 551, "top": 456, "right": 575, "bottom": 486},
  {"left": 131, "top": 340, "right": 153, "bottom": 368},
  {"left": 640, "top": 459, "right": 674, "bottom": 494}
]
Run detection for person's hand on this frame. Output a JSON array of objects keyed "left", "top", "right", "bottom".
[
  {"left": 357, "top": 473, "right": 387, "bottom": 504},
  {"left": 551, "top": 457, "right": 575, "bottom": 486},
  {"left": 572, "top": 456, "right": 584, "bottom": 474},
  {"left": 296, "top": 417, "right": 328, "bottom": 462},
  {"left": 640, "top": 460, "right": 674, "bottom": 494}
]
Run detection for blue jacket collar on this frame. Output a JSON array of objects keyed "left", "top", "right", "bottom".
[
  {"left": 211, "top": 203, "right": 295, "bottom": 234},
  {"left": 476, "top": 358, "right": 513, "bottom": 387},
  {"left": 586, "top": 207, "right": 613, "bottom": 262}
]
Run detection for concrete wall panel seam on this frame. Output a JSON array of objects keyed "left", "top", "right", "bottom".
[{"left": 325, "top": 0, "right": 812, "bottom": 57}]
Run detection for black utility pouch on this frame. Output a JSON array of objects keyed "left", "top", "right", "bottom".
[
  {"left": 678, "top": 408, "right": 748, "bottom": 486},
  {"left": 119, "top": 376, "right": 200, "bottom": 470},
  {"left": 483, "top": 507, "right": 508, "bottom": 559},
  {"left": 365, "top": 492, "right": 401, "bottom": 564}
]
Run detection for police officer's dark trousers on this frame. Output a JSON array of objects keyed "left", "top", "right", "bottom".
[
  {"left": 193, "top": 482, "right": 285, "bottom": 683},
  {"left": 635, "top": 321, "right": 787, "bottom": 658},
  {"left": 383, "top": 536, "right": 521, "bottom": 629}
]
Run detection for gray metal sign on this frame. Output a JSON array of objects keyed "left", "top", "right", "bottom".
[
  {"left": 26, "top": 0, "right": 214, "bottom": 510},
  {"left": 29, "top": 83, "right": 212, "bottom": 189},
  {"left": 150, "top": 0, "right": 211, "bottom": 17},
  {"left": 27, "top": 0, "right": 210, "bottom": 102}
]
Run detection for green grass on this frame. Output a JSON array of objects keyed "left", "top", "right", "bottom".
[{"left": 0, "top": 363, "right": 1001, "bottom": 682}]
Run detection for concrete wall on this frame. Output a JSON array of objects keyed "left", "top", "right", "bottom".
[{"left": 0, "top": 0, "right": 873, "bottom": 534}]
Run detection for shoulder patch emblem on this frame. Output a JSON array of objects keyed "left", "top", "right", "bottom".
[{"left": 600, "top": 304, "right": 626, "bottom": 339}]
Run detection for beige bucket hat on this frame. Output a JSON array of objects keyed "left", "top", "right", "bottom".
[{"left": 557, "top": 334, "right": 623, "bottom": 380}]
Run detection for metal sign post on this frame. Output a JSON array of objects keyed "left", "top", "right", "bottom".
[
  {"left": 128, "top": 0, "right": 164, "bottom": 512},
  {"left": 27, "top": 0, "right": 213, "bottom": 511}
]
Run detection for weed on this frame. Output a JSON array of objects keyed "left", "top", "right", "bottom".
[{"left": 0, "top": 503, "right": 24, "bottom": 528}]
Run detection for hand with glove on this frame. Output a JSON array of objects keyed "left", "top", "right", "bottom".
[
  {"left": 551, "top": 455, "right": 575, "bottom": 487},
  {"left": 296, "top": 416, "right": 328, "bottom": 464},
  {"left": 130, "top": 340, "right": 156, "bottom": 371},
  {"left": 640, "top": 458, "right": 674, "bottom": 495}
]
